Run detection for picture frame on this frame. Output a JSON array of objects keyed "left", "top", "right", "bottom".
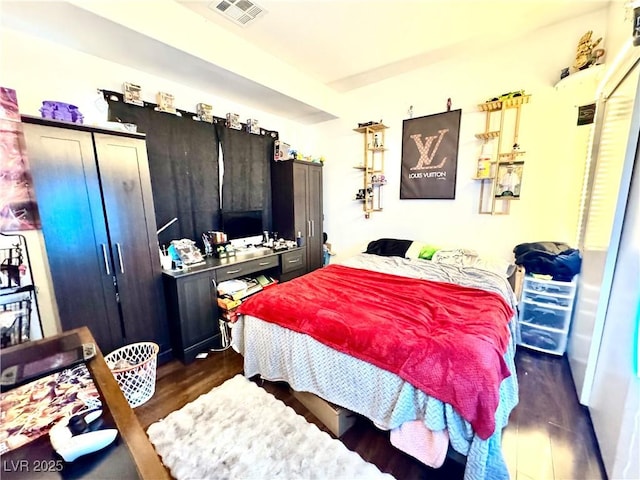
[
  {"left": 400, "top": 109, "right": 461, "bottom": 199},
  {"left": 494, "top": 162, "right": 524, "bottom": 198}
]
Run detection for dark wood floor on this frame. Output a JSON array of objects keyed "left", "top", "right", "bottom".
[{"left": 135, "top": 347, "right": 607, "bottom": 480}]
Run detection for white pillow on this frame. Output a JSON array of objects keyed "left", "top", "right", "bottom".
[
  {"left": 405, "top": 241, "right": 424, "bottom": 260},
  {"left": 431, "top": 248, "right": 515, "bottom": 277}
]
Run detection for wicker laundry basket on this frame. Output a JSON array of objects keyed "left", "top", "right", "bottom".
[{"left": 104, "top": 342, "right": 159, "bottom": 408}]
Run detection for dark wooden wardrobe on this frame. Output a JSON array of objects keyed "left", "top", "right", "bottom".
[
  {"left": 271, "top": 160, "right": 323, "bottom": 273},
  {"left": 22, "top": 116, "right": 169, "bottom": 359}
]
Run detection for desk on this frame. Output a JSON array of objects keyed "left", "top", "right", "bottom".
[
  {"left": 162, "top": 247, "right": 306, "bottom": 363},
  {"left": 0, "top": 327, "right": 168, "bottom": 479}
]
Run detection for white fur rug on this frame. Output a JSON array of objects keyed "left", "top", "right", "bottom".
[{"left": 147, "top": 375, "right": 394, "bottom": 479}]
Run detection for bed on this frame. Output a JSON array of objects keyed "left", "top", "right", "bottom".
[{"left": 231, "top": 242, "right": 519, "bottom": 480}]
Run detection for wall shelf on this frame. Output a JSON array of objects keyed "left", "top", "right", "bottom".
[
  {"left": 353, "top": 123, "right": 388, "bottom": 133},
  {"left": 498, "top": 151, "right": 526, "bottom": 161},
  {"left": 353, "top": 123, "right": 388, "bottom": 219},
  {"left": 479, "top": 95, "right": 531, "bottom": 111},
  {"left": 474, "top": 94, "right": 531, "bottom": 215},
  {"left": 475, "top": 131, "right": 501, "bottom": 140}
]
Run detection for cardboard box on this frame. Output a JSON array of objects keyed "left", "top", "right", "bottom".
[{"left": 291, "top": 389, "right": 356, "bottom": 437}]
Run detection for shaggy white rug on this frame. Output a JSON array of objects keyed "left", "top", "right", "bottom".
[{"left": 147, "top": 375, "right": 394, "bottom": 479}]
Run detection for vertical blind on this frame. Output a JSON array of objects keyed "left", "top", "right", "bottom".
[{"left": 577, "top": 64, "right": 639, "bottom": 251}]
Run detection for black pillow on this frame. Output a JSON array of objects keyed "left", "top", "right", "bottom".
[{"left": 365, "top": 238, "right": 413, "bottom": 257}]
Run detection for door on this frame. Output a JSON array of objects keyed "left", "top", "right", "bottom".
[
  {"left": 568, "top": 57, "right": 640, "bottom": 404},
  {"left": 588, "top": 130, "right": 639, "bottom": 478},
  {"left": 93, "top": 134, "right": 168, "bottom": 350},
  {"left": 292, "top": 162, "right": 308, "bottom": 245},
  {"left": 174, "top": 271, "right": 218, "bottom": 361},
  {"left": 306, "top": 164, "right": 323, "bottom": 272},
  {"left": 23, "top": 123, "right": 121, "bottom": 351}
]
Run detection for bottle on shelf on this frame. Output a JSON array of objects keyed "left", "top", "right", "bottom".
[{"left": 475, "top": 141, "right": 494, "bottom": 179}]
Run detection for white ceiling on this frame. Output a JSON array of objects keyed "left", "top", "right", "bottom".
[
  {"left": 178, "top": 0, "right": 611, "bottom": 91},
  {"left": 1, "top": 0, "right": 612, "bottom": 123}
]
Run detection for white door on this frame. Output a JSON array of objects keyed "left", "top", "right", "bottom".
[{"left": 567, "top": 54, "right": 640, "bottom": 405}]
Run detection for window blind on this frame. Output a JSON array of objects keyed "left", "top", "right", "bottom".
[{"left": 577, "top": 66, "right": 639, "bottom": 250}]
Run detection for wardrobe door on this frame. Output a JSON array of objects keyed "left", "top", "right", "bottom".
[
  {"left": 93, "top": 134, "right": 168, "bottom": 351},
  {"left": 292, "top": 162, "right": 309, "bottom": 245},
  {"left": 23, "top": 123, "right": 121, "bottom": 351},
  {"left": 306, "top": 164, "right": 323, "bottom": 272}
]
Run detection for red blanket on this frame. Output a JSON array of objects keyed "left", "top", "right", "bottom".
[{"left": 238, "top": 264, "right": 514, "bottom": 439}]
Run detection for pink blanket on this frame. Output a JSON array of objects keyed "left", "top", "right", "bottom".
[
  {"left": 239, "top": 264, "right": 514, "bottom": 439},
  {"left": 390, "top": 422, "right": 449, "bottom": 468}
]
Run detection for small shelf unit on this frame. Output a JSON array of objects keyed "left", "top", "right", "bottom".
[
  {"left": 353, "top": 123, "right": 388, "bottom": 219},
  {"left": 0, "top": 232, "right": 41, "bottom": 349},
  {"left": 474, "top": 94, "right": 531, "bottom": 215}
]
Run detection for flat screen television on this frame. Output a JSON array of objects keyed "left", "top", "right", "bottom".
[{"left": 221, "top": 210, "right": 264, "bottom": 242}]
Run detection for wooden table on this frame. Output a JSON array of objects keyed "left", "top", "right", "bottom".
[{"left": 0, "top": 327, "right": 169, "bottom": 479}]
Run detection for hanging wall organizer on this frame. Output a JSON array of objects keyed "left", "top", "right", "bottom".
[
  {"left": 354, "top": 122, "right": 388, "bottom": 219},
  {"left": 474, "top": 93, "right": 531, "bottom": 215}
]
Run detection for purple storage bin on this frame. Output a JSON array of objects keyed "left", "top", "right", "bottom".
[{"left": 40, "top": 101, "right": 84, "bottom": 124}]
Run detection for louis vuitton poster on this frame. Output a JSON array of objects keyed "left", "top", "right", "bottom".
[{"left": 400, "top": 109, "right": 461, "bottom": 199}]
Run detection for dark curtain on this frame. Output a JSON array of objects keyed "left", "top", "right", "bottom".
[
  {"left": 215, "top": 124, "right": 274, "bottom": 231},
  {"left": 107, "top": 96, "right": 220, "bottom": 248}
]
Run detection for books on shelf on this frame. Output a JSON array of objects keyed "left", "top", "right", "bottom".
[
  {"left": 255, "top": 275, "right": 277, "bottom": 288},
  {"left": 216, "top": 275, "right": 278, "bottom": 324},
  {"left": 228, "top": 280, "right": 262, "bottom": 301},
  {"left": 218, "top": 276, "right": 277, "bottom": 303},
  {"left": 217, "top": 297, "right": 241, "bottom": 311}
]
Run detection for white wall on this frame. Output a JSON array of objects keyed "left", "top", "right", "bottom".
[
  {"left": 0, "top": 7, "right": 615, "bottom": 331},
  {"left": 605, "top": 0, "right": 636, "bottom": 57},
  {"left": 317, "top": 9, "right": 608, "bottom": 261}
]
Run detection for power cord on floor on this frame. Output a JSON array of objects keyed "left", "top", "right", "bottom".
[
  {"left": 209, "top": 319, "right": 233, "bottom": 352},
  {"left": 210, "top": 344, "right": 232, "bottom": 352}
]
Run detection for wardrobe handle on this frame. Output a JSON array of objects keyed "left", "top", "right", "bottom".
[
  {"left": 115, "top": 243, "right": 125, "bottom": 274},
  {"left": 311, "top": 220, "right": 315, "bottom": 237},
  {"left": 307, "top": 220, "right": 311, "bottom": 237},
  {"left": 101, "top": 244, "right": 111, "bottom": 275}
]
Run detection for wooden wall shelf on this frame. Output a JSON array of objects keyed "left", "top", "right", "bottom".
[
  {"left": 353, "top": 123, "right": 388, "bottom": 133},
  {"left": 474, "top": 94, "right": 531, "bottom": 215},
  {"left": 499, "top": 151, "right": 526, "bottom": 160},
  {"left": 353, "top": 124, "right": 388, "bottom": 218},
  {"left": 478, "top": 95, "right": 532, "bottom": 112},
  {"left": 475, "top": 131, "right": 501, "bottom": 140}
]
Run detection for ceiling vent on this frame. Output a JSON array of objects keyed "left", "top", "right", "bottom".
[{"left": 209, "top": 0, "right": 266, "bottom": 27}]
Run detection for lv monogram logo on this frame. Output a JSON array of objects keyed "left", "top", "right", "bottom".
[{"left": 410, "top": 129, "right": 449, "bottom": 170}]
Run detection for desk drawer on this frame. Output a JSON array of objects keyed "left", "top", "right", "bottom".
[
  {"left": 216, "top": 255, "right": 279, "bottom": 282},
  {"left": 281, "top": 249, "right": 306, "bottom": 274}
]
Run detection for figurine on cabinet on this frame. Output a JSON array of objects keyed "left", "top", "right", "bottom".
[{"left": 572, "top": 30, "right": 603, "bottom": 72}]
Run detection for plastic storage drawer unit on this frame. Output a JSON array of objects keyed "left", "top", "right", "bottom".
[{"left": 517, "top": 274, "right": 577, "bottom": 355}]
